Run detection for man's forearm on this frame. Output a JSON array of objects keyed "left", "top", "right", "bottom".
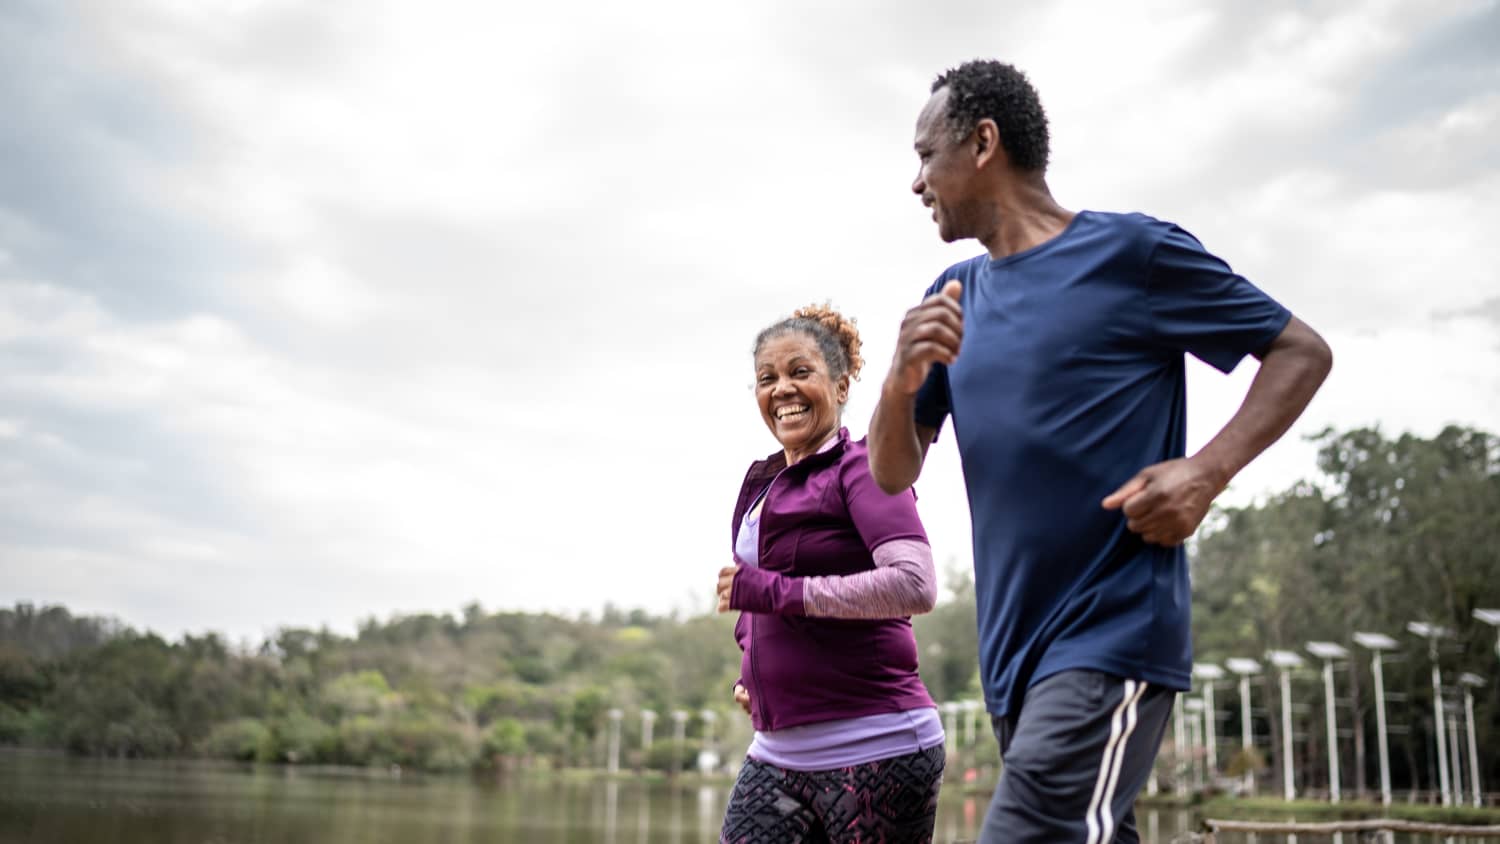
[
  {"left": 868, "top": 384, "right": 927, "bottom": 494},
  {"left": 1194, "top": 316, "right": 1332, "bottom": 489}
]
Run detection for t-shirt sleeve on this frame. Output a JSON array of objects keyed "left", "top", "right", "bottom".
[
  {"left": 912, "top": 363, "right": 951, "bottom": 435},
  {"left": 910, "top": 275, "right": 953, "bottom": 435},
  {"left": 1146, "top": 224, "right": 1292, "bottom": 374},
  {"left": 841, "top": 447, "right": 929, "bottom": 551}
]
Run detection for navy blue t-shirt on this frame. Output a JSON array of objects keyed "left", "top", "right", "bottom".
[{"left": 913, "top": 210, "right": 1291, "bottom": 717}]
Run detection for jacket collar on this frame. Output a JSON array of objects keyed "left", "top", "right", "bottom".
[{"left": 745, "top": 426, "right": 851, "bottom": 487}]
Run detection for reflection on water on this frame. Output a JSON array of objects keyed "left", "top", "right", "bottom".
[{"left": 0, "top": 752, "right": 1484, "bottom": 844}]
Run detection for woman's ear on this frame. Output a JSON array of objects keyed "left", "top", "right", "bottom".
[{"left": 836, "top": 374, "right": 851, "bottom": 404}]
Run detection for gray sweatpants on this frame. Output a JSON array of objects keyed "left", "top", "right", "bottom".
[{"left": 979, "top": 670, "right": 1175, "bottom": 844}]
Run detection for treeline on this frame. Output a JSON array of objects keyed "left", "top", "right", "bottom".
[
  {"left": 1191, "top": 425, "right": 1499, "bottom": 796},
  {"left": 1, "top": 426, "right": 1493, "bottom": 788},
  {"left": 0, "top": 594, "right": 982, "bottom": 773}
]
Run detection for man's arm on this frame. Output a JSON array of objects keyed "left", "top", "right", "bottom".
[
  {"left": 869, "top": 390, "right": 940, "bottom": 495},
  {"left": 1102, "top": 315, "right": 1332, "bottom": 545},
  {"left": 869, "top": 281, "right": 963, "bottom": 494}
]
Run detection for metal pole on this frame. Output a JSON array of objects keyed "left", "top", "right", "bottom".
[
  {"left": 1322, "top": 659, "right": 1340, "bottom": 804},
  {"left": 1430, "top": 645, "right": 1451, "bottom": 806},
  {"left": 1204, "top": 681, "right": 1218, "bottom": 775},
  {"left": 641, "top": 710, "right": 656, "bottom": 752},
  {"left": 1174, "top": 695, "right": 1188, "bottom": 798},
  {"left": 1371, "top": 653, "right": 1392, "bottom": 807},
  {"left": 1192, "top": 713, "right": 1205, "bottom": 792},
  {"left": 1240, "top": 674, "right": 1254, "bottom": 794},
  {"left": 1281, "top": 668, "right": 1296, "bottom": 801},
  {"left": 670, "top": 710, "right": 687, "bottom": 775},
  {"left": 1446, "top": 705, "right": 1463, "bottom": 801},
  {"left": 1464, "top": 687, "right": 1482, "bottom": 808},
  {"left": 606, "top": 709, "right": 623, "bottom": 774}
]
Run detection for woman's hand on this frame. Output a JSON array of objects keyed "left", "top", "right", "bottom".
[
  {"left": 716, "top": 566, "right": 739, "bottom": 613},
  {"left": 733, "top": 683, "right": 751, "bottom": 715}
]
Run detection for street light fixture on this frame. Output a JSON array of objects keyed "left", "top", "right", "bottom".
[
  {"left": 1267, "top": 649, "right": 1303, "bottom": 801},
  {"left": 1459, "top": 673, "right": 1485, "bottom": 808},
  {"left": 1353, "top": 631, "right": 1399, "bottom": 806},
  {"left": 1475, "top": 609, "right": 1500, "bottom": 662},
  {"left": 1407, "top": 621, "right": 1453, "bottom": 806},
  {"left": 1306, "top": 641, "right": 1349, "bottom": 803},
  {"left": 1226, "top": 658, "right": 1262, "bottom": 794},
  {"left": 1193, "top": 663, "right": 1225, "bottom": 777}
]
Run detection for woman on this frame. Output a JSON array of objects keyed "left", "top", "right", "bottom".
[{"left": 716, "top": 304, "right": 945, "bottom": 844}]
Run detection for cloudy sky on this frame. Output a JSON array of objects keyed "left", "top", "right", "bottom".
[{"left": 2, "top": 0, "right": 1497, "bottom": 642}]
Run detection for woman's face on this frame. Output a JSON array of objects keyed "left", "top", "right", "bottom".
[{"left": 754, "top": 332, "right": 848, "bottom": 462}]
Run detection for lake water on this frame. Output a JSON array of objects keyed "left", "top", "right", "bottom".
[{"left": 0, "top": 751, "right": 1477, "bottom": 843}]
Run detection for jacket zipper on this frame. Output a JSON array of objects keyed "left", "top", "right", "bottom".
[{"left": 747, "top": 470, "right": 786, "bottom": 730}]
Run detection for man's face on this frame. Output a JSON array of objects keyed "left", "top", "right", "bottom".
[{"left": 911, "top": 87, "right": 980, "bottom": 243}]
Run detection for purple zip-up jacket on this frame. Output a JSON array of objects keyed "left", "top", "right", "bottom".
[{"left": 729, "top": 428, "right": 936, "bottom": 732}]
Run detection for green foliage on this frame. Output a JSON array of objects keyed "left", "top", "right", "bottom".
[
  {"left": 483, "top": 717, "right": 527, "bottom": 758},
  {"left": 644, "top": 738, "right": 696, "bottom": 772},
  {"left": 199, "top": 718, "right": 271, "bottom": 761},
  {"left": 266, "top": 711, "right": 335, "bottom": 763}
]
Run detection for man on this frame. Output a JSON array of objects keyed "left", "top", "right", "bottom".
[{"left": 868, "top": 60, "right": 1332, "bottom": 843}]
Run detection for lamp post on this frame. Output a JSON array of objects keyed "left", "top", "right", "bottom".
[
  {"left": 1172, "top": 695, "right": 1189, "bottom": 798},
  {"left": 698, "top": 709, "right": 719, "bottom": 774},
  {"left": 1352, "top": 632, "right": 1398, "bottom": 806},
  {"left": 1459, "top": 673, "right": 1484, "bottom": 808},
  {"left": 962, "top": 699, "right": 982, "bottom": 749},
  {"left": 1226, "top": 658, "right": 1262, "bottom": 794},
  {"left": 606, "top": 708, "right": 624, "bottom": 774},
  {"left": 1306, "top": 642, "right": 1349, "bottom": 803},
  {"left": 670, "top": 710, "right": 688, "bottom": 775},
  {"left": 1407, "top": 621, "right": 1452, "bottom": 806},
  {"left": 1476, "top": 610, "right": 1500, "bottom": 662},
  {"left": 1193, "top": 663, "right": 1225, "bottom": 778},
  {"left": 1445, "top": 699, "right": 1465, "bottom": 804},
  {"left": 1184, "top": 698, "right": 1206, "bottom": 792},
  {"left": 641, "top": 709, "right": 657, "bottom": 753},
  {"left": 1267, "top": 649, "right": 1303, "bottom": 801}
]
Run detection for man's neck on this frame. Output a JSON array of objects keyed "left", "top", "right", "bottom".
[{"left": 976, "top": 177, "right": 1075, "bottom": 260}]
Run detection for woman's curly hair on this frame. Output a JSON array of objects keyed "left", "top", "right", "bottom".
[{"left": 754, "top": 303, "right": 864, "bottom": 382}]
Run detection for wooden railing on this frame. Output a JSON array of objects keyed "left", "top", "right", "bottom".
[{"left": 1200, "top": 818, "right": 1500, "bottom": 841}]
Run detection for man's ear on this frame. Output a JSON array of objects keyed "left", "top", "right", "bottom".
[{"left": 974, "top": 118, "right": 1004, "bottom": 170}]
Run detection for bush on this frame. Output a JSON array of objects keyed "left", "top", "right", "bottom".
[
  {"left": 334, "top": 716, "right": 398, "bottom": 766},
  {"left": 0, "top": 704, "right": 50, "bottom": 745},
  {"left": 199, "top": 718, "right": 270, "bottom": 761},
  {"left": 483, "top": 718, "right": 527, "bottom": 758},
  {"left": 267, "top": 712, "right": 335, "bottom": 764},
  {"left": 387, "top": 717, "right": 476, "bottom": 771},
  {"left": 645, "top": 739, "right": 696, "bottom": 773}
]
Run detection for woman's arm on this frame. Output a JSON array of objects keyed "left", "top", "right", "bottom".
[
  {"left": 804, "top": 538, "right": 937, "bottom": 618},
  {"left": 720, "top": 538, "right": 937, "bottom": 619}
]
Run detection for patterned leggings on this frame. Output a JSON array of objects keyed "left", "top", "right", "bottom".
[{"left": 720, "top": 745, "right": 945, "bottom": 844}]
